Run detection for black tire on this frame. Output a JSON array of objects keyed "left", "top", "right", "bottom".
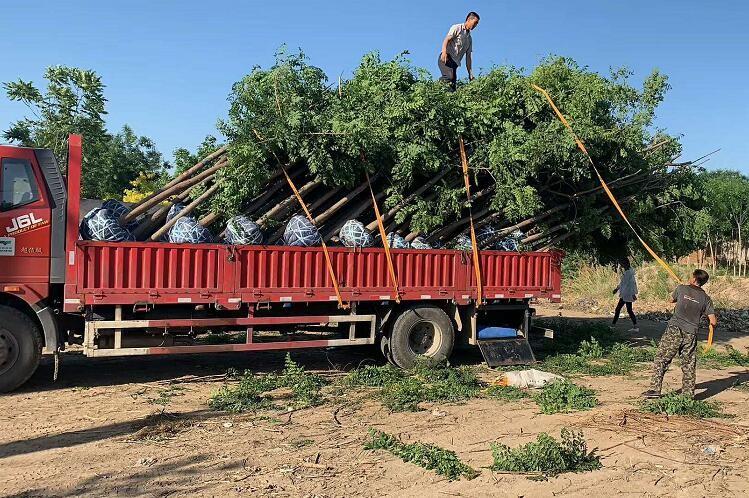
[
  {"left": 379, "top": 333, "right": 397, "bottom": 366},
  {"left": 389, "top": 305, "right": 454, "bottom": 369},
  {"left": 0, "top": 305, "right": 43, "bottom": 393}
]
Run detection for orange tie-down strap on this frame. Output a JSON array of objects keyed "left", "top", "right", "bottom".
[
  {"left": 365, "top": 170, "right": 401, "bottom": 303},
  {"left": 280, "top": 165, "right": 349, "bottom": 309},
  {"left": 531, "top": 84, "right": 716, "bottom": 347},
  {"left": 459, "top": 137, "right": 483, "bottom": 306}
]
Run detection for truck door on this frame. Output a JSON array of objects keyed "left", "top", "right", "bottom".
[{"left": 0, "top": 149, "right": 52, "bottom": 286}]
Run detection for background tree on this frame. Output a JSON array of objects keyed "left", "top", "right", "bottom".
[
  {"left": 700, "top": 170, "right": 749, "bottom": 275},
  {"left": 3, "top": 66, "right": 167, "bottom": 199}
]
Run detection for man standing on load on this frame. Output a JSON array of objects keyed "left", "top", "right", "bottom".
[
  {"left": 643, "top": 269, "right": 718, "bottom": 399},
  {"left": 438, "top": 11, "right": 480, "bottom": 91}
]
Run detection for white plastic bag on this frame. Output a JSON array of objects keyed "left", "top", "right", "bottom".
[{"left": 493, "top": 369, "right": 563, "bottom": 389}]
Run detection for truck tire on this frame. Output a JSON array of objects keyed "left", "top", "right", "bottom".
[
  {"left": 0, "top": 305, "right": 43, "bottom": 393},
  {"left": 389, "top": 305, "right": 454, "bottom": 369}
]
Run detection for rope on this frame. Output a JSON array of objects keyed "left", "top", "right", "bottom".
[
  {"left": 531, "top": 84, "right": 716, "bottom": 347},
  {"left": 280, "top": 165, "right": 349, "bottom": 309},
  {"left": 365, "top": 170, "right": 400, "bottom": 302},
  {"left": 459, "top": 137, "right": 483, "bottom": 306}
]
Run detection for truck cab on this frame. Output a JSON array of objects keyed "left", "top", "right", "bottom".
[{"left": 0, "top": 140, "right": 69, "bottom": 391}]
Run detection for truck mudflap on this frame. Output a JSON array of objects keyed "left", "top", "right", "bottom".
[{"left": 31, "top": 301, "right": 61, "bottom": 353}]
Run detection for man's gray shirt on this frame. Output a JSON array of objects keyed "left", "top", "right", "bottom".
[{"left": 669, "top": 284, "right": 715, "bottom": 334}]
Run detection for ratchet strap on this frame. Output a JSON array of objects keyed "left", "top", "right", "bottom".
[
  {"left": 365, "top": 169, "right": 401, "bottom": 303},
  {"left": 459, "top": 137, "right": 483, "bottom": 306},
  {"left": 532, "top": 84, "right": 716, "bottom": 347},
  {"left": 280, "top": 165, "right": 348, "bottom": 309}
]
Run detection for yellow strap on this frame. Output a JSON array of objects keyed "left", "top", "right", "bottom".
[
  {"left": 531, "top": 84, "right": 718, "bottom": 347},
  {"left": 365, "top": 170, "right": 401, "bottom": 303},
  {"left": 280, "top": 165, "right": 349, "bottom": 310},
  {"left": 459, "top": 137, "right": 483, "bottom": 306}
]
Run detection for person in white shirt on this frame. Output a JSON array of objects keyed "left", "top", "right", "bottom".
[
  {"left": 438, "top": 11, "right": 480, "bottom": 91},
  {"left": 612, "top": 258, "right": 639, "bottom": 332}
]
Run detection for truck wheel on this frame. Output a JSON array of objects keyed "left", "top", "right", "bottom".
[
  {"left": 0, "top": 305, "right": 42, "bottom": 393},
  {"left": 379, "top": 334, "right": 397, "bottom": 366},
  {"left": 389, "top": 305, "right": 454, "bottom": 369}
]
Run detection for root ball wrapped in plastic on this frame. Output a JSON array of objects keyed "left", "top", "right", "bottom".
[
  {"left": 167, "top": 202, "right": 187, "bottom": 222},
  {"left": 386, "top": 232, "right": 410, "bottom": 249},
  {"left": 168, "top": 216, "right": 214, "bottom": 244},
  {"left": 225, "top": 215, "right": 264, "bottom": 245},
  {"left": 497, "top": 230, "right": 524, "bottom": 252},
  {"left": 410, "top": 236, "right": 432, "bottom": 250},
  {"left": 453, "top": 234, "right": 472, "bottom": 251},
  {"left": 80, "top": 208, "right": 136, "bottom": 242},
  {"left": 339, "top": 220, "right": 373, "bottom": 248},
  {"left": 283, "top": 215, "right": 321, "bottom": 247},
  {"left": 102, "top": 199, "right": 139, "bottom": 231}
]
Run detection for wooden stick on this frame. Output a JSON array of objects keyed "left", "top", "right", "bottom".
[
  {"left": 123, "top": 157, "right": 227, "bottom": 223},
  {"left": 125, "top": 146, "right": 226, "bottom": 221},
  {"left": 131, "top": 178, "right": 212, "bottom": 239},
  {"left": 149, "top": 184, "right": 219, "bottom": 241},
  {"left": 313, "top": 177, "right": 373, "bottom": 226},
  {"left": 257, "top": 179, "right": 322, "bottom": 227},
  {"left": 365, "top": 167, "right": 451, "bottom": 231}
]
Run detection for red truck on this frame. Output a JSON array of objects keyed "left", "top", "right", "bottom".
[{"left": 0, "top": 135, "right": 562, "bottom": 392}]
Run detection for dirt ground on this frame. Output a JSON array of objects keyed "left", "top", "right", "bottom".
[{"left": 2, "top": 306, "right": 748, "bottom": 497}]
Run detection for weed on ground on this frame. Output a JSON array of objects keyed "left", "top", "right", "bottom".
[
  {"left": 344, "top": 359, "right": 482, "bottom": 412},
  {"left": 533, "top": 380, "right": 598, "bottom": 414},
  {"left": 364, "top": 429, "right": 478, "bottom": 480},
  {"left": 641, "top": 392, "right": 729, "bottom": 418},
  {"left": 129, "top": 413, "right": 191, "bottom": 442},
  {"left": 491, "top": 428, "right": 601, "bottom": 479},
  {"left": 209, "top": 354, "right": 325, "bottom": 413},
  {"left": 536, "top": 321, "right": 655, "bottom": 377},
  {"left": 698, "top": 345, "right": 749, "bottom": 369},
  {"left": 484, "top": 385, "right": 530, "bottom": 401}
]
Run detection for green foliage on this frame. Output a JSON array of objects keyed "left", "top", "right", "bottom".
[
  {"left": 641, "top": 392, "right": 727, "bottom": 418},
  {"left": 343, "top": 360, "right": 484, "bottom": 412},
  {"left": 3, "top": 66, "right": 167, "bottom": 199},
  {"left": 484, "top": 385, "right": 530, "bottom": 401},
  {"left": 536, "top": 320, "right": 655, "bottom": 376},
  {"left": 209, "top": 354, "right": 325, "bottom": 412},
  {"left": 343, "top": 363, "right": 405, "bottom": 387},
  {"left": 490, "top": 428, "right": 601, "bottom": 478},
  {"left": 215, "top": 49, "right": 699, "bottom": 257},
  {"left": 698, "top": 345, "right": 749, "bottom": 368},
  {"left": 533, "top": 380, "right": 598, "bottom": 414},
  {"left": 364, "top": 429, "right": 478, "bottom": 481}
]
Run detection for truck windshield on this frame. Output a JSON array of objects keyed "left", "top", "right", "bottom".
[{"left": 1, "top": 158, "right": 40, "bottom": 211}]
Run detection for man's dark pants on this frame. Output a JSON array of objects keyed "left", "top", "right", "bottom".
[
  {"left": 438, "top": 54, "right": 458, "bottom": 91},
  {"left": 650, "top": 323, "right": 697, "bottom": 397}
]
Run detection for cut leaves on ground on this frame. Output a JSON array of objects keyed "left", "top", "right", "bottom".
[{"left": 364, "top": 429, "right": 478, "bottom": 481}]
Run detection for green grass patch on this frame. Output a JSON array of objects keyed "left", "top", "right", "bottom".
[
  {"left": 537, "top": 324, "right": 656, "bottom": 377},
  {"left": 209, "top": 354, "right": 325, "bottom": 413},
  {"left": 698, "top": 345, "right": 749, "bottom": 369},
  {"left": 533, "top": 380, "right": 598, "bottom": 414},
  {"left": 491, "top": 428, "right": 601, "bottom": 478},
  {"left": 641, "top": 392, "right": 728, "bottom": 418},
  {"left": 484, "top": 385, "right": 530, "bottom": 401},
  {"left": 344, "top": 359, "right": 482, "bottom": 412},
  {"left": 364, "top": 429, "right": 478, "bottom": 480}
]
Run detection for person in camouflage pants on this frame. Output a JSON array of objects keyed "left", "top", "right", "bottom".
[
  {"left": 650, "top": 323, "right": 697, "bottom": 396},
  {"left": 644, "top": 269, "right": 717, "bottom": 399}
]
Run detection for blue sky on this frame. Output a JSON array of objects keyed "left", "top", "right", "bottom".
[{"left": 2, "top": 1, "right": 747, "bottom": 172}]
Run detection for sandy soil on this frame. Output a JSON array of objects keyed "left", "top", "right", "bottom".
[{"left": 2, "top": 307, "right": 748, "bottom": 497}]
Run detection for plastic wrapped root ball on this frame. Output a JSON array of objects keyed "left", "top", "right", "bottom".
[
  {"left": 386, "top": 232, "right": 410, "bottom": 249},
  {"left": 167, "top": 202, "right": 187, "bottom": 222},
  {"left": 101, "top": 199, "right": 140, "bottom": 231},
  {"left": 453, "top": 234, "right": 472, "bottom": 251},
  {"left": 225, "top": 215, "right": 264, "bottom": 245},
  {"left": 283, "top": 215, "right": 321, "bottom": 247},
  {"left": 168, "top": 216, "right": 214, "bottom": 244},
  {"left": 410, "top": 236, "right": 432, "bottom": 250},
  {"left": 339, "top": 220, "right": 374, "bottom": 248},
  {"left": 496, "top": 230, "right": 524, "bottom": 252},
  {"left": 477, "top": 225, "right": 498, "bottom": 245},
  {"left": 79, "top": 208, "right": 136, "bottom": 242}
]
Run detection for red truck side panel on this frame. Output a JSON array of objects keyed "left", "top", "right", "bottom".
[{"left": 64, "top": 241, "right": 562, "bottom": 309}]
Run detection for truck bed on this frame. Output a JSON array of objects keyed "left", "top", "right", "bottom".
[{"left": 64, "top": 241, "right": 562, "bottom": 310}]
